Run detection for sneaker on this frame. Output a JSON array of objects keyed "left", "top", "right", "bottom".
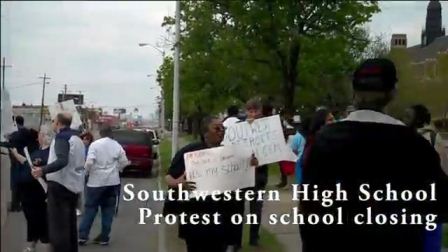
[
  {"left": 23, "top": 241, "right": 37, "bottom": 252},
  {"left": 93, "top": 235, "right": 109, "bottom": 246},
  {"left": 78, "top": 238, "right": 88, "bottom": 246},
  {"left": 99, "top": 240, "right": 109, "bottom": 246}
]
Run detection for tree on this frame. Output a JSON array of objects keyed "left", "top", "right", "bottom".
[
  {"left": 159, "top": 1, "right": 380, "bottom": 121},
  {"left": 363, "top": 33, "right": 390, "bottom": 59}
]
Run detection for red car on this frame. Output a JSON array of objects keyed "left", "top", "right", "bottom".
[{"left": 111, "top": 129, "right": 154, "bottom": 177}]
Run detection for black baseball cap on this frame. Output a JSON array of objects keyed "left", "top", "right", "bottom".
[{"left": 353, "top": 58, "right": 398, "bottom": 92}]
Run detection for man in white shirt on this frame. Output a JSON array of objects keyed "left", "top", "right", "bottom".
[{"left": 78, "top": 125, "right": 129, "bottom": 246}]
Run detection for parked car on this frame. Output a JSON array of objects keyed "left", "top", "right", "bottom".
[
  {"left": 111, "top": 129, "right": 154, "bottom": 177},
  {"left": 133, "top": 127, "right": 160, "bottom": 159}
]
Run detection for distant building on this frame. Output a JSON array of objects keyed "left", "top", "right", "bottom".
[
  {"left": 391, "top": 34, "right": 408, "bottom": 48},
  {"left": 390, "top": 0, "right": 447, "bottom": 79},
  {"left": 421, "top": 0, "right": 446, "bottom": 47}
]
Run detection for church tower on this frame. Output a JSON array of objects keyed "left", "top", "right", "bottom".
[{"left": 421, "top": 0, "right": 445, "bottom": 47}]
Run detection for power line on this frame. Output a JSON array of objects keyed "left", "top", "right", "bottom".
[{"left": 8, "top": 82, "right": 42, "bottom": 89}]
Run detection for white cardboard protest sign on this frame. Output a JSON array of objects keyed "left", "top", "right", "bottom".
[
  {"left": 184, "top": 145, "right": 254, "bottom": 193},
  {"left": 24, "top": 147, "right": 47, "bottom": 193},
  {"left": 222, "top": 115, "right": 296, "bottom": 165},
  {"left": 1, "top": 89, "right": 17, "bottom": 141},
  {"left": 48, "top": 99, "right": 82, "bottom": 129}
]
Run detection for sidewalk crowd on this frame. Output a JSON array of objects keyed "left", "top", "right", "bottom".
[
  {"left": 2, "top": 113, "right": 129, "bottom": 252},
  {"left": 1, "top": 58, "right": 448, "bottom": 252}
]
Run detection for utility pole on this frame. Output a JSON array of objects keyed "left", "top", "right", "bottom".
[
  {"left": 160, "top": 49, "right": 166, "bottom": 137},
  {"left": 171, "top": 0, "right": 181, "bottom": 159},
  {"left": 63, "top": 84, "right": 67, "bottom": 101},
  {"left": 1, "top": 57, "right": 12, "bottom": 90},
  {"left": 38, "top": 73, "right": 50, "bottom": 128},
  {"left": 160, "top": 89, "right": 165, "bottom": 136}
]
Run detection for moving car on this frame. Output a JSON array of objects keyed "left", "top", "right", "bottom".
[{"left": 111, "top": 129, "right": 154, "bottom": 177}]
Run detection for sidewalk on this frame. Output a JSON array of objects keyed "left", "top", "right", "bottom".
[
  {"left": 0, "top": 153, "right": 11, "bottom": 252},
  {"left": 261, "top": 183, "right": 301, "bottom": 252},
  {"left": 261, "top": 182, "right": 448, "bottom": 252}
]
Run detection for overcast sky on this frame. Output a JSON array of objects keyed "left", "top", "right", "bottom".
[{"left": 1, "top": 1, "right": 447, "bottom": 118}]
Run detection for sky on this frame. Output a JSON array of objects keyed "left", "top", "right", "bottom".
[{"left": 1, "top": 1, "right": 447, "bottom": 119}]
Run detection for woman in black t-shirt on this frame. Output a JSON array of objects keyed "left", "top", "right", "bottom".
[
  {"left": 10, "top": 126, "right": 53, "bottom": 252},
  {"left": 165, "top": 116, "right": 257, "bottom": 252}
]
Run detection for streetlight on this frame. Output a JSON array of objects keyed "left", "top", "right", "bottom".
[
  {"left": 140, "top": 43, "right": 168, "bottom": 139},
  {"left": 146, "top": 74, "right": 165, "bottom": 136},
  {"left": 138, "top": 43, "right": 164, "bottom": 55}
]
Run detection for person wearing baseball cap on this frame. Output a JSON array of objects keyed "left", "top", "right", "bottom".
[{"left": 299, "top": 58, "right": 448, "bottom": 252}]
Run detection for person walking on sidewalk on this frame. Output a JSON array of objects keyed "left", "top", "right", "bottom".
[
  {"left": 301, "top": 108, "right": 335, "bottom": 169},
  {"left": 76, "top": 131, "right": 94, "bottom": 217},
  {"left": 236, "top": 97, "right": 270, "bottom": 248},
  {"left": 277, "top": 123, "right": 297, "bottom": 188},
  {"left": 166, "top": 116, "right": 225, "bottom": 251},
  {"left": 78, "top": 125, "right": 129, "bottom": 246},
  {"left": 291, "top": 123, "right": 306, "bottom": 185},
  {"left": 7, "top": 115, "right": 33, "bottom": 212},
  {"left": 403, "top": 104, "right": 448, "bottom": 252},
  {"left": 32, "top": 112, "right": 86, "bottom": 252},
  {"left": 10, "top": 126, "right": 53, "bottom": 252},
  {"left": 404, "top": 104, "right": 448, "bottom": 176},
  {"left": 300, "top": 58, "right": 448, "bottom": 252}
]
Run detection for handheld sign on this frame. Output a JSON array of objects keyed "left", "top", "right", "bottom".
[
  {"left": 48, "top": 99, "right": 82, "bottom": 130},
  {"left": 184, "top": 145, "right": 254, "bottom": 194},
  {"left": 24, "top": 147, "right": 48, "bottom": 193},
  {"left": 222, "top": 115, "right": 296, "bottom": 165}
]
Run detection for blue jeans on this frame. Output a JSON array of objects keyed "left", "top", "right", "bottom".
[
  {"left": 78, "top": 185, "right": 120, "bottom": 242},
  {"left": 295, "top": 156, "right": 303, "bottom": 184},
  {"left": 424, "top": 224, "right": 443, "bottom": 252}
]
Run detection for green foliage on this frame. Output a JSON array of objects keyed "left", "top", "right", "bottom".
[
  {"left": 444, "top": 224, "right": 448, "bottom": 248},
  {"left": 158, "top": 1, "right": 380, "bottom": 119},
  {"left": 159, "top": 137, "right": 172, "bottom": 175},
  {"left": 241, "top": 226, "right": 284, "bottom": 252}
]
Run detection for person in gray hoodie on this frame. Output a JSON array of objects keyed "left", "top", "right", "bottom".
[{"left": 32, "top": 112, "right": 85, "bottom": 252}]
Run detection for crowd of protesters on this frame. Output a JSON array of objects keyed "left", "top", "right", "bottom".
[
  {"left": 1, "top": 57, "right": 447, "bottom": 252},
  {"left": 1, "top": 112, "right": 128, "bottom": 252},
  {"left": 164, "top": 58, "right": 448, "bottom": 252}
]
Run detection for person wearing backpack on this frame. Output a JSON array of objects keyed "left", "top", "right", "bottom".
[{"left": 403, "top": 104, "right": 448, "bottom": 252}]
